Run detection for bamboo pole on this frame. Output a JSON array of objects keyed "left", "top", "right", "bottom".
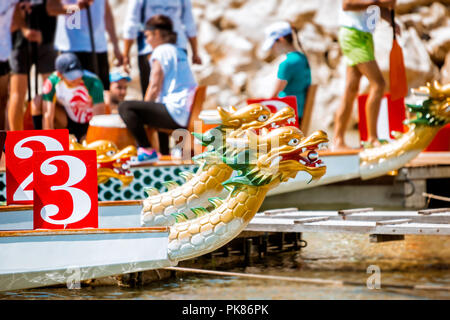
[{"left": 165, "top": 267, "right": 450, "bottom": 292}]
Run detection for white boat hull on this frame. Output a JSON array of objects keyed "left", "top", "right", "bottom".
[{"left": 0, "top": 228, "right": 171, "bottom": 291}]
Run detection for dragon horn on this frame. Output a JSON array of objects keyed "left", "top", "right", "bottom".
[
  {"left": 144, "top": 187, "right": 159, "bottom": 197},
  {"left": 208, "top": 197, "right": 224, "bottom": 209},
  {"left": 179, "top": 171, "right": 195, "bottom": 182},
  {"left": 190, "top": 207, "right": 209, "bottom": 217},
  {"left": 217, "top": 106, "right": 231, "bottom": 119},
  {"left": 164, "top": 181, "right": 180, "bottom": 191}
]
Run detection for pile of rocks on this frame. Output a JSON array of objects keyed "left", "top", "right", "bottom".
[{"left": 109, "top": 0, "right": 449, "bottom": 138}]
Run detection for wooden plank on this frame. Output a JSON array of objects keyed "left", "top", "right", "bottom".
[
  {"left": 338, "top": 207, "right": 374, "bottom": 216},
  {"left": 0, "top": 227, "right": 168, "bottom": 238},
  {"left": 418, "top": 208, "right": 450, "bottom": 215},
  {"left": 294, "top": 217, "right": 330, "bottom": 224},
  {"left": 263, "top": 207, "right": 298, "bottom": 216},
  {"left": 375, "top": 219, "right": 412, "bottom": 226}
]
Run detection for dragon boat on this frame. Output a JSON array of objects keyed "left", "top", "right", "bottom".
[{"left": 0, "top": 123, "right": 328, "bottom": 291}]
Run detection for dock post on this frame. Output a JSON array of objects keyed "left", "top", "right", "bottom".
[
  {"left": 259, "top": 233, "right": 268, "bottom": 258},
  {"left": 244, "top": 238, "right": 253, "bottom": 266}
]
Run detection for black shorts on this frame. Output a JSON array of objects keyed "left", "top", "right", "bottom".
[
  {"left": 68, "top": 51, "right": 110, "bottom": 90},
  {"left": 9, "top": 43, "right": 57, "bottom": 75},
  {"left": 67, "top": 117, "right": 90, "bottom": 142},
  {"left": 0, "top": 61, "right": 11, "bottom": 77}
]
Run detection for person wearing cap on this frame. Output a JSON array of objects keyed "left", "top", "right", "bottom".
[
  {"left": 333, "top": 0, "right": 399, "bottom": 150},
  {"left": 119, "top": 15, "right": 197, "bottom": 163},
  {"left": 105, "top": 70, "right": 131, "bottom": 114},
  {"left": 262, "top": 21, "right": 311, "bottom": 125},
  {"left": 33, "top": 52, "right": 105, "bottom": 141},
  {"left": 122, "top": 0, "right": 201, "bottom": 98}
]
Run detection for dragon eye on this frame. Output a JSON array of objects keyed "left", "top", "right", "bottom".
[
  {"left": 288, "top": 138, "right": 300, "bottom": 146},
  {"left": 258, "top": 114, "right": 268, "bottom": 122},
  {"left": 106, "top": 150, "right": 115, "bottom": 157}
]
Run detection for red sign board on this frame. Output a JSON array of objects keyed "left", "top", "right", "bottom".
[
  {"left": 247, "top": 96, "right": 299, "bottom": 129},
  {"left": 33, "top": 150, "right": 98, "bottom": 230},
  {"left": 358, "top": 93, "right": 406, "bottom": 142},
  {"left": 5, "top": 130, "right": 70, "bottom": 205}
]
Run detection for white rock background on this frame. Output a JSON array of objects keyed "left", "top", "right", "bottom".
[{"left": 108, "top": 0, "right": 450, "bottom": 142}]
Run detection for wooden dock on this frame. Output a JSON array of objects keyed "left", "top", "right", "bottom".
[{"left": 246, "top": 207, "right": 450, "bottom": 238}]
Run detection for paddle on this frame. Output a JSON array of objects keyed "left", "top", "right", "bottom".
[
  {"left": 389, "top": 9, "right": 408, "bottom": 101},
  {"left": 23, "top": 9, "right": 34, "bottom": 130},
  {"left": 86, "top": 3, "right": 99, "bottom": 76}
]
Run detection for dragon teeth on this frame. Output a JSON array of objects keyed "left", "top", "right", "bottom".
[
  {"left": 299, "top": 159, "right": 307, "bottom": 165},
  {"left": 287, "top": 117, "right": 296, "bottom": 124},
  {"left": 318, "top": 142, "right": 329, "bottom": 150},
  {"left": 271, "top": 123, "right": 280, "bottom": 128}
]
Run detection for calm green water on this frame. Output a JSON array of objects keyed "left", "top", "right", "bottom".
[{"left": 1, "top": 250, "right": 449, "bottom": 300}]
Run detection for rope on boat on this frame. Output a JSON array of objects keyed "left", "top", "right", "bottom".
[
  {"left": 422, "top": 192, "right": 450, "bottom": 203},
  {"left": 164, "top": 267, "right": 450, "bottom": 292}
]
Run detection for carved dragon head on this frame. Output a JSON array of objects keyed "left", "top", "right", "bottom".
[
  {"left": 70, "top": 138, "right": 137, "bottom": 187},
  {"left": 408, "top": 81, "right": 450, "bottom": 126},
  {"left": 193, "top": 103, "right": 296, "bottom": 148},
  {"left": 221, "top": 126, "right": 329, "bottom": 189}
]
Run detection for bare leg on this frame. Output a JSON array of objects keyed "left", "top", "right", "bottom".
[
  {"left": 0, "top": 74, "right": 9, "bottom": 130},
  {"left": 332, "top": 65, "right": 362, "bottom": 149},
  {"left": 356, "top": 60, "right": 386, "bottom": 146},
  {"left": 31, "top": 73, "right": 52, "bottom": 117},
  {"left": 8, "top": 74, "right": 28, "bottom": 131}
]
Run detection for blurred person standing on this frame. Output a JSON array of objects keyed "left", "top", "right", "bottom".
[
  {"left": 8, "top": 0, "right": 56, "bottom": 131},
  {"left": 332, "top": 0, "right": 399, "bottom": 149},
  {"left": 0, "top": 0, "right": 20, "bottom": 130},
  {"left": 47, "top": 0, "right": 123, "bottom": 91}
]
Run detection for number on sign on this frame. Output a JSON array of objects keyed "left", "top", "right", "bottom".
[
  {"left": 5, "top": 130, "right": 69, "bottom": 205},
  {"left": 33, "top": 150, "right": 98, "bottom": 230}
]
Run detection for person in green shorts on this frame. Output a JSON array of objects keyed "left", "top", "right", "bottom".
[
  {"left": 262, "top": 21, "right": 311, "bottom": 124},
  {"left": 333, "top": 0, "right": 400, "bottom": 149},
  {"left": 33, "top": 53, "right": 105, "bottom": 141}
]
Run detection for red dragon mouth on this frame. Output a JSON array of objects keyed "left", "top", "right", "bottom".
[
  {"left": 98, "top": 157, "right": 134, "bottom": 177},
  {"left": 281, "top": 142, "right": 328, "bottom": 168}
]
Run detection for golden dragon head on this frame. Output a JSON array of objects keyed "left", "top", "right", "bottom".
[
  {"left": 193, "top": 103, "right": 296, "bottom": 148},
  {"left": 70, "top": 138, "right": 137, "bottom": 187},
  {"left": 222, "top": 126, "right": 329, "bottom": 189},
  {"left": 408, "top": 81, "right": 450, "bottom": 126},
  {"left": 218, "top": 103, "right": 296, "bottom": 131}
]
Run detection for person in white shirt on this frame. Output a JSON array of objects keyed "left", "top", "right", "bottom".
[
  {"left": 119, "top": 15, "right": 197, "bottom": 163},
  {"left": 46, "top": 0, "right": 123, "bottom": 90},
  {"left": 122, "top": 0, "right": 201, "bottom": 98},
  {"left": 333, "top": 0, "right": 400, "bottom": 150}
]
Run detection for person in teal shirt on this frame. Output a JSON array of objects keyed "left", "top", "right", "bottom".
[{"left": 262, "top": 21, "right": 311, "bottom": 122}]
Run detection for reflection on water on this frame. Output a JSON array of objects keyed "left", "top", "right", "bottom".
[{"left": 1, "top": 250, "right": 449, "bottom": 300}]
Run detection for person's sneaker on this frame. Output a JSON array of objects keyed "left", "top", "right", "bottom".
[{"left": 136, "top": 147, "right": 159, "bottom": 164}]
